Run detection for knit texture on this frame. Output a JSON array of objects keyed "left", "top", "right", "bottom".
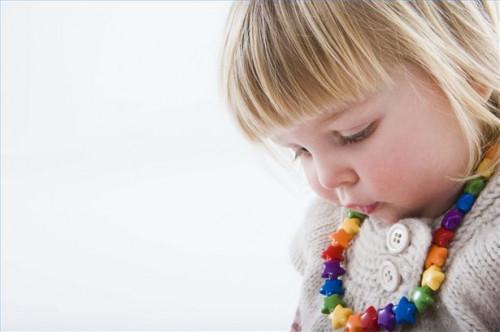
[{"left": 289, "top": 171, "right": 500, "bottom": 332}]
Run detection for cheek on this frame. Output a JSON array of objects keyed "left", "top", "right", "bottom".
[
  {"left": 364, "top": 144, "right": 460, "bottom": 212},
  {"left": 358, "top": 132, "right": 438, "bottom": 202}
]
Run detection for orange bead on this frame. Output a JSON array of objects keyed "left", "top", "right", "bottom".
[
  {"left": 330, "top": 229, "right": 354, "bottom": 248},
  {"left": 424, "top": 245, "right": 448, "bottom": 268},
  {"left": 485, "top": 143, "right": 499, "bottom": 159},
  {"left": 344, "top": 313, "right": 362, "bottom": 332}
]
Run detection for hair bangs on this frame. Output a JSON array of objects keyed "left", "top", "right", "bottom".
[{"left": 221, "top": 1, "right": 397, "bottom": 144}]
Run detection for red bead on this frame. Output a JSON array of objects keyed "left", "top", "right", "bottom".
[
  {"left": 432, "top": 227, "right": 455, "bottom": 247},
  {"left": 360, "top": 306, "right": 378, "bottom": 331},
  {"left": 321, "top": 244, "right": 344, "bottom": 261}
]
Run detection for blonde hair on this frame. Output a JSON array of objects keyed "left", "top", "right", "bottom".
[{"left": 219, "top": 0, "right": 500, "bottom": 182}]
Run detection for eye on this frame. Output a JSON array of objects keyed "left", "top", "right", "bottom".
[
  {"left": 292, "top": 121, "right": 377, "bottom": 161},
  {"left": 337, "top": 121, "right": 377, "bottom": 145}
]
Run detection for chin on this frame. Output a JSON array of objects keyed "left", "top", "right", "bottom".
[
  {"left": 370, "top": 216, "right": 395, "bottom": 224},
  {"left": 369, "top": 210, "right": 400, "bottom": 224},
  {"left": 377, "top": 210, "right": 427, "bottom": 224}
]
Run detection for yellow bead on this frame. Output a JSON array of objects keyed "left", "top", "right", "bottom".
[
  {"left": 477, "top": 158, "right": 493, "bottom": 178},
  {"left": 340, "top": 218, "right": 361, "bottom": 235},
  {"left": 329, "top": 304, "right": 353, "bottom": 329},
  {"left": 421, "top": 265, "right": 445, "bottom": 291}
]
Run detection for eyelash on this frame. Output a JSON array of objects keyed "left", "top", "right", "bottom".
[{"left": 292, "top": 122, "right": 376, "bottom": 161}]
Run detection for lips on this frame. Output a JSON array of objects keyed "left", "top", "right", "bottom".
[{"left": 345, "top": 202, "right": 379, "bottom": 214}]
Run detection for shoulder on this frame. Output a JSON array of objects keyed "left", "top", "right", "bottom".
[
  {"left": 440, "top": 174, "right": 500, "bottom": 330},
  {"left": 453, "top": 211, "right": 500, "bottom": 279},
  {"left": 441, "top": 214, "right": 500, "bottom": 330},
  {"left": 452, "top": 171, "right": 500, "bottom": 259},
  {"left": 455, "top": 171, "right": 500, "bottom": 259}
]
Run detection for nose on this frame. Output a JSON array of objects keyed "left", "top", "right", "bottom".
[{"left": 313, "top": 154, "right": 357, "bottom": 190}]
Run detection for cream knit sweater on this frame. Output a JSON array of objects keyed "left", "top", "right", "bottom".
[{"left": 289, "top": 171, "right": 500, "bottom": 332}]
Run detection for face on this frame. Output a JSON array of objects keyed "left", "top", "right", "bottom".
[{"left": 270, "top": 62, "right": 471, "bottom": 224}]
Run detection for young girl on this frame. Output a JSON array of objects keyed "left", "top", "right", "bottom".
[{"left": 219, "top": 1, "right": 500, "bottom": 331}]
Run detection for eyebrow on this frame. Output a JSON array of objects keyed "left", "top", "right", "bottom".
[
  {"left": 321, "top": 106, "right": 352, "bottom": 126},
  {"left": 272, "top": 107, "right": 353, "bottom": 147}
]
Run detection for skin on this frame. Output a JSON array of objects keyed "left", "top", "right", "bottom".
[{"left": 270, "top": 62, "right": 490, "bottom": 224}]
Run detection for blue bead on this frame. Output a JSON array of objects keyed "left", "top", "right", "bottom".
[
  {"left": 319, "top": 279, "right": 344, "bottom": 296},
  {"left": 456, "top": 193, "right": 475, "bottom": 213},
  {"left": 394, "top": 296, "right": 417, "bottom": 325}
]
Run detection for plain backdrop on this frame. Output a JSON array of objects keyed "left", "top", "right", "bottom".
[{"left": 1, "top": 1, "right": 316, "bottom": 330}]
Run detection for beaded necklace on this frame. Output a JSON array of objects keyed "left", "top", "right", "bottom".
[{"left": 319, "top": 143, "right": 499, "bottom": 331}]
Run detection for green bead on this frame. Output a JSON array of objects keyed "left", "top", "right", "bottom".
[
  {"left": 410, "top": 286, "right": 434, "bottom": 313},
  {"left": 464, "top": 177, "right": 486, "bottom": 197},
  {"left": 347, "top": 210, "right": 366, "bottom": 221},
  {"left": 321, "top": 294, "right": 346, "bottom": 314}
]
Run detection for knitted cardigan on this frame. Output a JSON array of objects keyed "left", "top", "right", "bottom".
[{"left": 288, "top": 171, "right": 500, "bottom": 332}]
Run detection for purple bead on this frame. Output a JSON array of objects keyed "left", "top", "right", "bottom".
[
  {"left": 321, "top": 260, "right": 345, "bottom": 279},
  {"left": 441, "top": 207, "right": 464, "bottom": 231},
  {"left": 378, "top": 303, "right": 396, "bottom": 332}
]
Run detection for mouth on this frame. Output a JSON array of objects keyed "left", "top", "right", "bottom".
[{"left": 346, "top": 202, "right": 379, "bottom": 215}]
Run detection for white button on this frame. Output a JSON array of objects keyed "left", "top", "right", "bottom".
[
  {"left": 378, "top": 260, "right": 400, "bottom": 292},
  {"left": 386, "top": 224, "right": 410, "bottom": 254}
]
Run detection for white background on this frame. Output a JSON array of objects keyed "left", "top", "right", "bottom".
[{"left": 1, "top": 1, "right": 315, "bottom": 330}]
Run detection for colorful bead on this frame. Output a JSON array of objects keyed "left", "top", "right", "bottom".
[
  {"left": 341, "top": 218, "right": 361, "bottom": 235},
  {"left": 322, "top": 260, "right": 346, "bottom": 279},
  {"left": 322, "top": 294, "right": 346, "bottom": 314},
  {"left": 432, "top": 227, "right": 455, "bottom": 247},
  {"left": 321, "top": 244, "right": 344, "bottom": 261},
  {"left": 377, "top": 303, "right": 396, "bottom": 332},
  {"left": 329, "top": 305, "right": 352, "bottom": 329},
  {"left": 425, "top": 245, "right": 448, "bottom": 268},
  {"left": 477, "top": 158, "right": 493, "bottom": 178},
  {"left": 410, "top": 286, "right": 434, "bottom": 313},
  {"left": 421, "top": 265, "right": 445, "bottom": 291},
  {"left": 345, "top": 314, "right": 362, "bottom": 332},
  {"left": 316, "top": 149, "right": 494, "bottom": 330},
  {"left": 456, "top": 192, "right": 476, "bottom": 213},
  {"left": 464, "top": 177, "right": 486, "bottom": 196},
  {"left": 441, "top": 207, "right": 463, "bottom": 231},
  {"left": 394, "top": 296, "right": 417, "bottom": 325},
  {"left": 320, "top": 279, "right": 344, "bottom": 296},
  {"left": 330, "top": 229, "right": 353, "bottom": 248},
  {"left": 360, "top": 306, "right": 378, "bottom": 331},
  {"left": 347, "top": 210, "right": 366, "bottom": 220}
]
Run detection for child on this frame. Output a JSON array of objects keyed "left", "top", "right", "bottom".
[{"left": 219, "top": 1, "right": 500, "bottom": 331}]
